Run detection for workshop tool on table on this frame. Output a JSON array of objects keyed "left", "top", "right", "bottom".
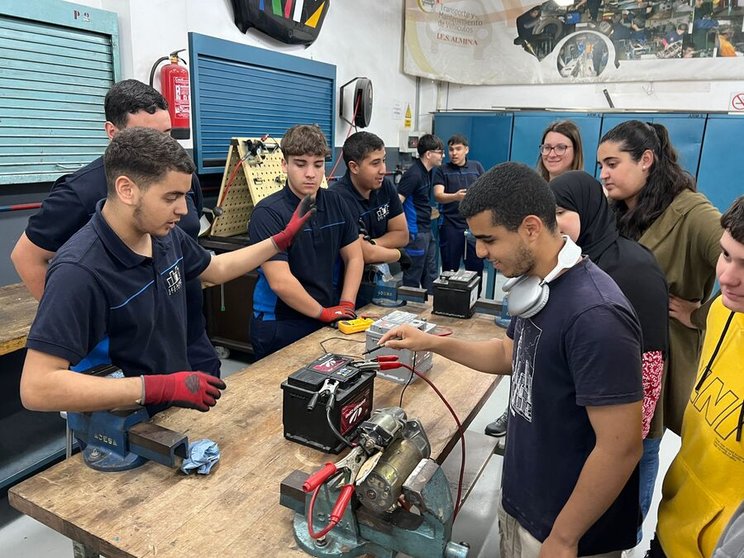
[
  {"left": 365, "top": 311, "right": 437, "bottom": 384},
  {"left": 67, "top": 408, "right": 189, "bottom": 472},
  {"left": 432, "top": 270, "right": 482, "bottom": 319},
  {"left": 282, "top": 354, "right": 376, "bottom": 453},
  {"left": 473, "top": 297, "right": 511, "bottom": 328},
  {"left": 66, "top": 365, "right": 189, "bottom": 472},
  {"left": 358, "top": 263, "right": 429, "bottom": 308},
  {"left": 337, "top": 317, "right": 375, "bottom": 334},
  {"left": 280, "top": 407, "right": 468, "bottom": 558}
]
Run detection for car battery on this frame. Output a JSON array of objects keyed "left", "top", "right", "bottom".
[
  {"left": 432, "top": 270, "right": 481, "bottom": 319},
  {"left": 365, "top": 310, "right": 436, "bottom": 383},
  {"left": 281, "top": 354, "right": 374, "bottom": 454}
]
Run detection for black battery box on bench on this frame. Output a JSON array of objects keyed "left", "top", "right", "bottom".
[
  {"left": 281, "top": 354, "right": 374, "bottom": 454},
  {"left": 432, "top": 269, "right": 481, "bottom": 319}
]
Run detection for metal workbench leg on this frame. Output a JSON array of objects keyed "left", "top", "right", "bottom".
[{"left": 63, "top": 414, "right": 99, "bottom": 558}]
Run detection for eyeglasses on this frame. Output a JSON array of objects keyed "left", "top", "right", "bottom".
[
  {"left": 429, "top": 149, "right": 444, "bottom": 155},
  {"left": 539, "top": 143, "right": 572, "bottom": 156}
]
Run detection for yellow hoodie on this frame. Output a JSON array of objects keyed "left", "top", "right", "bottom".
[{"left": 657, "top": 298, "right": 744, "bottom": 557}]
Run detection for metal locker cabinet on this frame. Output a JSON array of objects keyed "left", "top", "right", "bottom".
[
  {"left": 696, "top": 113, "right": 744, "bottom": 212},
  {"left": 189, "top": 32, "right": 336, "bottom": 176},
  {"left": 599, "top": 113, "right": 706, "bottom": 178},
  {"left": 0, "top": 0, "right": 120, "bottom": 185},
  {"left": 433, "top": 112, "right": 514, "bottom": 171}
]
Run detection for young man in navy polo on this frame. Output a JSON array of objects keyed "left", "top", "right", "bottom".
[
  {"left": 432, "top": 134, "right": 486, "bottom": 273},
  {"left": 21, "top": 128, "right": 312, "bottom": 413},
  {"left": 249, "top": 125, "right": 364, "bottom": 360},
  {"left": 11, "top": 80, "right": 221, "bottom": 378},
  {"left": 397, "top": 133, "right": 444, "bottom": 293},
  {"left": 331, "top": 132, "right": 408, "bottom": 265},
  {"left": 329, "top": 132, "right": 411, "bottom": 305}
]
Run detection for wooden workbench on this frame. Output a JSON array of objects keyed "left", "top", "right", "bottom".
[
  {"left": 9, "top": 303, "right": 505, "bottom": 558},
  {"left": 0, "top": 282, "right": 37, "bottom": 356}
]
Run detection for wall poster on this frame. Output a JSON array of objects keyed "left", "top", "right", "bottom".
[{"left": 404, "top": 0, "right": 744, "bottom": 84}]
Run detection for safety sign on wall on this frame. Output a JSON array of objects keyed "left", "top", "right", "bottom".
[{"left": 729, "top": 92, "right": 744, "bottom": 112}]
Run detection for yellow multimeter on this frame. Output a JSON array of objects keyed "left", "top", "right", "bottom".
[{"left": 337, "top": 317, "right": 375, "bottom": 334}]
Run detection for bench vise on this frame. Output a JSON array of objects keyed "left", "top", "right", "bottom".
[
  {"left": 68, "top": 407, "right": 189, "bottom": 472},
  {"left": 66, "top": 364, "right": 189, "bottom": 472},
  {"left": 280, "top": 407, "right": 469, "bottom": 558}
]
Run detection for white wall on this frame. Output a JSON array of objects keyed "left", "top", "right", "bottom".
[
  {"left": 72, "top": 0, "right": 419, "bottom": 149},
  {"left": 69, "top": 0, "right": 744, "bottom": 145}
]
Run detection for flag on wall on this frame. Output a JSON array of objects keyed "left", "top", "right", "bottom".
[
  {"left": 229, "top": 0, "right": 330, "bottom": 45},
  {"left": 404, "top": 0, "right": 744, "bottom": 85}
]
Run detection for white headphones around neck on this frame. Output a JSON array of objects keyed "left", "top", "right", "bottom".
[{"left": 502, "top": 235, "right": 583, "bottom": 318}]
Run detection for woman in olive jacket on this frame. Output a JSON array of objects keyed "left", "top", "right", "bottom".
[
  {"left": 597, "top": 120, "right": 722, "bottom": 517},
  {"left": 598, "top": 121, "right": 722, "bottom": 436}
]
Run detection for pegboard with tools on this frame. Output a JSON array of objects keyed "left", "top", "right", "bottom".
[{"left": 209, "top": 137, "right": 285, "bottom": 237}]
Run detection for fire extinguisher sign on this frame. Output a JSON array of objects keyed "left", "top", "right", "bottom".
[{"left": 174, "top": 77, "right": 190, "bottom": 115}]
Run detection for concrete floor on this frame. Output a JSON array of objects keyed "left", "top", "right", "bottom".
[{"left": 0, "top": 355, "right": 680, "bottom": 558}]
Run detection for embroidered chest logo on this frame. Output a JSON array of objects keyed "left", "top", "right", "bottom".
[
  {"left": 166, "top": 266, "right": 182, "bottom": 296},
  {"left": 376, "top": 203, "right": 389, "bottom": 222}
]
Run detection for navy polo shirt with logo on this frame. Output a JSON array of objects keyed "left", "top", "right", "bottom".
[
  {"left": 329, "top": 171, "right": 403, "bottom": 239},
  {"left": 249, "top": 185, "right": 357, "bottom": 321},
  {"left": 24, "top": 157, "right": 209, "bottom": 349},
  {"left": 396, "top": 159, "right": 432, "bottom": 236},
  {"left": 432, "top": 159, "right": 486, "bottom": 229},
  {"left": 26, "top": 201, "right": 211, "bottom": 377}
]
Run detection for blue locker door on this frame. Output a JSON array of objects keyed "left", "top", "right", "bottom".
[
  {"left": 468, "top": 113, "right": 514, "bottom": 171},
  {"left": 599, "top": 114, "right": 706, "bottom": 177},
  {"left": 433, "top": 112, "right": 514, "bottom": 171},
  {"left": 511, "top": 112, "right": 603, "bottom": 176},
  {"left": 697, "top": 114, "right": 744, "bottom": 212},
  {"left": 433, "top": 113, "right": 473, "bottom": 144}
]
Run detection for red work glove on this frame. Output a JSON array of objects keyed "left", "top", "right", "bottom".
[
  {"left": 142, "top": 371, "right": 226, "bottom": 412},
  {"left": 271, "top": 195, "right": 317, "bottom": 252},
  {"left": 339, "top": 300, "right": 356, "bottom": 313},
  {"left": 318, "top": 305, "right": 357, "bottom": 323}
]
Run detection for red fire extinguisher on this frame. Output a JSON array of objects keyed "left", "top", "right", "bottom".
[{"left": 149, "top": 49, "right": 190, "bottom": 140}]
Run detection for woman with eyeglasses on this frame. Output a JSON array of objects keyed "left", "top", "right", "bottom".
[
  {"left": 597, "top": 120, "right": 722, "bottom": 532},
  {"left": 537, "top": 120, "right": 585, "bottom": 181}
]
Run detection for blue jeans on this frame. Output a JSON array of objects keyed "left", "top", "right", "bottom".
[
  {"left": 402, "top": 230, "right": 438, "bottom": 294},
  {"left": 638, "top": 436, "right": 662, "bottom": 542},
  {"left": 439, "top": 224, "right": 484, "bottom": 273}
]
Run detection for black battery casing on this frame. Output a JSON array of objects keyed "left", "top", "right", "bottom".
[
  {"left": 432, "top": 270, "right": 481, "bottom": 319},
  {"left": 281, "top": 354, "right": 374, "bottom": 454}
]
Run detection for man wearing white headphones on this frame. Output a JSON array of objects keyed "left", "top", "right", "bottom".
[{"left": 379, "top": 162, "right": 644, "bottom": 558}]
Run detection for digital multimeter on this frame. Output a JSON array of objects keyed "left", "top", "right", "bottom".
[{"left": 338, "top": 317, "right": 375, "bottom": 334}]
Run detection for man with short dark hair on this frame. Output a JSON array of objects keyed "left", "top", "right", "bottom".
[
  {"left": 249, "top": 125, "right": 364, "bottom": 359},
  {"left": 380, "top": 162, "right": 644, "bottom": 558},
  {"left": 432, "top": 134, "right": 486, "bottom": 273},
  {"left": 651, "top": 197, "right": 744, "bottom": 558},
  {"left": 21, "top": 128, "right": 313, "bottom": 413},
  {"left": 11, "top": 79, "right": 222, "bottom": 377},
  {"left": 397, "top": 133, "right": 444, "bottom": 293},
  {"left": 330, "top": 131, "right": 408, "bottom": 266}
]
